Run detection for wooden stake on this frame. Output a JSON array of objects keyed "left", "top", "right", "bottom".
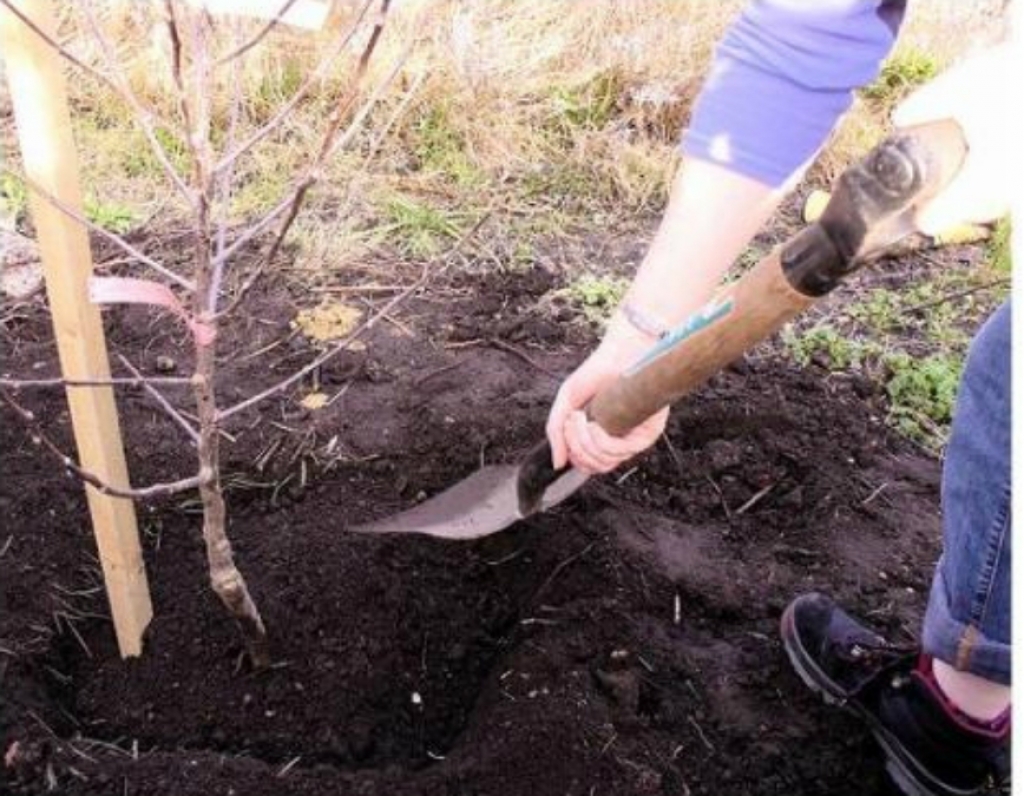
[{"left": 0, "top": 0, "right": 152, "bottom": 656}]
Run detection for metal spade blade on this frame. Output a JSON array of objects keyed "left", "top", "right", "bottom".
[{"left": 352, "top": 464, "right": 588, "bottom": 540}]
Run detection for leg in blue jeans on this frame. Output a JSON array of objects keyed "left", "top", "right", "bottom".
[
  {"left": 923, "top": 301, "right": 1011, "bottom": 685},
  {"left": 780, "top": 303, "right": 1011, "bottom": 795}
]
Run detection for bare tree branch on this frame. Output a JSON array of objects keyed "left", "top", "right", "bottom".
[
  {"left": 0, "top": 375, "right": 193, "bottom": 390},
  {"left": 1, "top": 390, "right": 206, "bottom": 500},
  {"left": 210, "top": 16, "right": 246, "bottom": 312},
  {"left": 117, "top": 355, "right": 200, "bottom": 444},
  {"left": 76, "top": 3, "right": 195, "bottom": 206},
  {"left": 213, "top": 1, "right": 406, "bottom": 319},
  {"left": 1, "top": 166, "right": 196, "bottom": 291},
  {"left": 214, "top": 0, "right": 300, "bottom": 66},
  {"left": 211, "top": 0, "right": 374, "bottom": 174}
]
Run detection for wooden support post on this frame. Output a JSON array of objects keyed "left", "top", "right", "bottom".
[{"left": 1, "top": 0, "right": 152, "bottom": 656}]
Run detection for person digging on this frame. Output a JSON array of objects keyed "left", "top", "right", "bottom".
[{"left": 544, "top": 4, "right": 1012, "bottom": 796}]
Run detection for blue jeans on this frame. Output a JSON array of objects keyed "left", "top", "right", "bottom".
[{"left": 923, "top": 301, "right": 1011, "bottom": 685}]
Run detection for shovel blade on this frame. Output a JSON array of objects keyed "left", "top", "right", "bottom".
[{"left": 353, "top": 465, "right": 588, "bottom": 540}]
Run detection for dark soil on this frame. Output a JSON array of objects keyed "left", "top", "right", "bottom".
[{"left": 2, "top": 261, "right": 950, "bottom": 796}]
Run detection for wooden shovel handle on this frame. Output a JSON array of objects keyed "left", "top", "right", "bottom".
[
  {"left": 518, "top": 120, "right": 967, "bottom": 514},
  {"left": 587, "top": 250, "right": 812, "bottom": 435},
  {"left": 589, "top": 118, "right": 967, "bottom": 436}
]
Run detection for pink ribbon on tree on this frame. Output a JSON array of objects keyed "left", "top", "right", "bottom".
[{"left": 88, "top": 276, "right": 216, "bottom": 345}]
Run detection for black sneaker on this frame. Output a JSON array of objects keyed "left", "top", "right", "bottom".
[{"left": 781, "top": 592, "right": 1010, "bottom": 796}]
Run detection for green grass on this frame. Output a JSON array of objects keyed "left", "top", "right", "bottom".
[
  {"left": 84, "top": 198, "right": 137, "bottom": 234},
  {"left": 548, "top": 71, "right": 622, "bottom": 135},
  {"left": 988, "top": 218, "right": 1012, "bottom": 274},
  {"left": 860, "top": 48, "right": 938, "bottom": 105},
  {"left": 0, "top": 172, "right": 28, "bottom": 227},
  {"left": 120, "top": 126, "right": 190, "bottom": 180},
  {"left": 410, "top": 103, "right": 482, "bottom": 187},
  {"left": 378, "top": 195, "right": 462, "bottom": 257}
]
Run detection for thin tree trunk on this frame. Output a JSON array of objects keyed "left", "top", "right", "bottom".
[{"left": 193, "top": 342, "right": 270, "bottom": 668}]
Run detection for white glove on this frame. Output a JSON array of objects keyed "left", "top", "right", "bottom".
[{"left": 892, "top": 43, "right": 1017, "bottom": 235}]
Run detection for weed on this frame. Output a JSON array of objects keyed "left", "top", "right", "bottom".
[
  {"left": 558, "top": 272, "right": 629, "bottom": 327},
  {"left": 860, "top": 48, "right": 938, "bottom": 105},
  {"left": 85, "top": 198, "right": 136, "bottom": 234},
  {"left": 783, "top": 325, "right": 880, "bottom": 370},
  {"left": 549, "top": 71, "right": 622, "bottom": 135},
  {"left": 883, "top": 351, "right": 961, "bottom": 446},
  {"left": 847, "top": 289, "right": 902, "bottom": 333}
]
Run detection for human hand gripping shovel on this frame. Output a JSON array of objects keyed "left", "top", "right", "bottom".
[{"left": 354, "top": 120, "right": 967, "bottom": 540}]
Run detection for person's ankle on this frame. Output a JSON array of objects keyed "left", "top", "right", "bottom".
[{"left": 921, "top": 655, "right": 1010, "bottom": 730}]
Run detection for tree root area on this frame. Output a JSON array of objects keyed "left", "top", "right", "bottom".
[{"left": 2, "top": 266, "right": 950, "bottom": 795}]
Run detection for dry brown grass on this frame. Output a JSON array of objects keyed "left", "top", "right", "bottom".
[{"left": 2, "top": 0, "right": 1008, "bottom": 275}]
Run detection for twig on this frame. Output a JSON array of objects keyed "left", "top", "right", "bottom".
[
  {"left": 688, "top": 715, "right": 715, "bottom": 752},
  {"left": 734, "top": 482, "right": 775, "bottom": 515},
  {"left": 0, "top": 0, "right": 190, "bottom": 209},
  {"left": 534, "top": 541, "right": 596, "bottom": 600},
  {"left": 358, "top": 295, "right": 414, "bottom": 336},
  {"left": 862, "top": 482, "right": 889, "bottom": 506},
  {"left": 1, "top": 166, "right": 195, "bottom": 291},
  {"left": 276, "top": 755, "right": 302, "bottom": 778},
  {"left": 211, "top": 0, "right": 375, "bottom": 173},
  {"left": 704, "top": 474, "right": 731, "bottom": 519},
  {"left": 215, "top": 0, "right": 301, "bottom": 65},
  {"left": 213, "top": 3, "right": 406, "bottom": 319},
  {"left": 77, "top": 3, "right": 195, "bottom": 205},
  {"left": 210, "top": 15, "right": 246, "bottom": 311},
  {"left": 487, "top": 339, "right": 559, "bottom": 379},
  {"left": 117, "top": 355, "right": 200, "bottom": 444},
  {"left": 905, "top": 279, "right": 1009, "bottom": 315},
  {"left": 1, "top": 390, "right": 206, "bottom": 500},
  {"left": 0, "top": 375, "right": 192, "bottom": 389}
]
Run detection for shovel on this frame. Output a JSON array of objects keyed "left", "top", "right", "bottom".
[{"left": 354, "top": 120, "right": 967, "bottom": 540}]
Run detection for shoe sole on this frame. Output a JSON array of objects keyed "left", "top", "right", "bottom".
[{"left": 780, "top": 603, "right": 983, "bottom": 796}]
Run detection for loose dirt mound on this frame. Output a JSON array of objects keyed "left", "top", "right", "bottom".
[{"left": 2, "top": 266, "right": 945, "bottom": 796}]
